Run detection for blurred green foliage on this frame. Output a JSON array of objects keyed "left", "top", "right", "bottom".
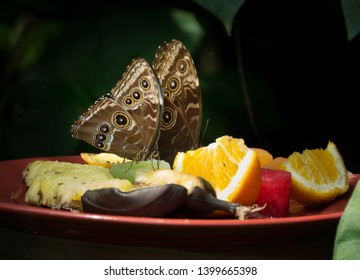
[
  {"left": 341, "top": 0, "right": 360, "bottom": 40},
  {"left": 333, "top": 180, "right": 360, "bottom": 259},
  {"left": 193, "top": 0, "right": 246, "bottom": 35},
  {"left": 1, "top": 0, "right": 359, "bottom": 172}
]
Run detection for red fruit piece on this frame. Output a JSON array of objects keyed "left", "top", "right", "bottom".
[{"left": 256, "top": 168, "right": 292, "bottom": 218}]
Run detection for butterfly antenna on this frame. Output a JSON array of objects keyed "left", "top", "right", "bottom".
[
  {"left": 150, "top": 158, "right": 161, "bottom": 170},
  {"left": 152, "top": 151, "right": 161, "bottom": 170},
  {"left": 125, "top": 160, "right": 134, "bottom": 173}
]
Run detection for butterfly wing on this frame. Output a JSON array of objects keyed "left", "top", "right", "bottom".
[
  {"left": 153, "top": 39, "right": 202, "bottom": 163},
  {"left": 71, "top": 58, "right": 163, "bottom": 160}
]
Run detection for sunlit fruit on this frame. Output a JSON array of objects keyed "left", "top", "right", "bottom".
[
  {"left": 280, "top": 141, "right": 349, "bottom": 206},
  {"left": 173, "top": 135, "right": 262, "bottom": 205},
  {"left": 80, "top": 152, "right": 130, "bottom": 168},
  {"left": 256, "top": 168, "right": 292, "bottom": 217}
]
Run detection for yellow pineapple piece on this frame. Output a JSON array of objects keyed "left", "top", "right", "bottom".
[{"left": 23, "top": 160, "right": 133, "bottom": 211}]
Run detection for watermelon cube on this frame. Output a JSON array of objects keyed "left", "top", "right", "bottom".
[{"left": 256, "top": 168, "right": 292, "bottom": 217}]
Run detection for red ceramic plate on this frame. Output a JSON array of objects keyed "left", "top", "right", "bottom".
[{"left": 0, "top": 156, "right": 352, "bottom": 251}]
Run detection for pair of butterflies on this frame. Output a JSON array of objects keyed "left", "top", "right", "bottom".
[{"left": 70, "top": 39, "right": 202, "bottom": 163}]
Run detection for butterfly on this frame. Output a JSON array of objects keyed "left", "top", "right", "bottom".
[{"left": 70, "top": 39, "right": 202, "bottom": 163}]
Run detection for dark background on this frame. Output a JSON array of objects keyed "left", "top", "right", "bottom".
[{"left": 1, "top": 0, "right": 359, "bottom": 172}]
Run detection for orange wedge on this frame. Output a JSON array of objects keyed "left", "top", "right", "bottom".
[
  {"left": 280, "top": 141, "right": 349, "bottom": 206},
  {"left": 173, "top": 136, "right": 262, "bottom": 205},
  {"left": 252, "top": 148, "right": 273, "bottom": 167},
  {"left": 264, "top": 157, "right": 287, "bottom": 169}
]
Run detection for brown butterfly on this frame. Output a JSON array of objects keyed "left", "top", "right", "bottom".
[{"left": 70, "top": 39, "right": 202, "bottom": 163}]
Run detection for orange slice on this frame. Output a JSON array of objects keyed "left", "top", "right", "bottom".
[
  {"left": 280, "top": 141, "right": 349, "bottom": 206},
  {"left": 264, "top": 157, "right": 287, "bottom": 169},
  {"left": 173, "top": 136, "right": 262, "bottom": 205},
  {"left": 80, "top": 153, "right": 130, "bottom": 168},
  {"left": 252, "top": 148, "right": 273, "bottom": 167}
]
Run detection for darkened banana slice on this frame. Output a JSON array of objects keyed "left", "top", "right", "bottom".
[
  {"left": 133, "top": 170, "right": 266, "bottom": 219},
  {"left": 81, "top": 184, "right": 188, "bottom": 217},
  {"left": 178, "top": 186, "right": 240, "bottom": 217}
]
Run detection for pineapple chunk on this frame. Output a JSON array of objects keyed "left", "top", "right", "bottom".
[{"left": 23, "top": 160, "right": 133, "bottom": 211}]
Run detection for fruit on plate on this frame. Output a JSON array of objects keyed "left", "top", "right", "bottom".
[
  {"left": 80, "top": 152, "right": 130, "bottom": 168},
  {"left": 23, "top": 160, "right": 133, "bottom": 210},
  {"left": 173, "top": 135, "right": 262, "bottom": 205},
  {"left": 134, "top": 169, "right": 239, "bottom": 217},
  {"left": 134, "top": 168, "right": 265, "bottom": 218},
  {"left": 22, "top": 137, "right": 354, "bottom": 218},
  {"left": 134, "top": 169, "right": 216, "bottom": 196},
  {"left": 251, "top": 148, "right": 273, "bottom": 167},
  {"left": 110, "top": 159, "right": 171, "bottom": 184},
  {"left": 81, "top": 184, "right": 188, "bottom": 217},
  {"left": 82, "top": 169, "right": 265, "bottom": 219},
  {"left": 280, "top": 141, "right": 349, "bottom": 206},
  {"left": 256, "top": 168, "right": 292, "bottom": 217},
  {"left": 263, "top": 157, "right": 287, "bottom": 169}
]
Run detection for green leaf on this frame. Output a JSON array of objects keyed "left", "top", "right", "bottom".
[
  {"left": 333, "top": 181, "right": 360, "bottom": 259},
  {"left": 341, "top": 0, "right": 360, "bottom": 40},
  {"left": 192, "top": 0, "right": 246, "bottom": 35}
]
